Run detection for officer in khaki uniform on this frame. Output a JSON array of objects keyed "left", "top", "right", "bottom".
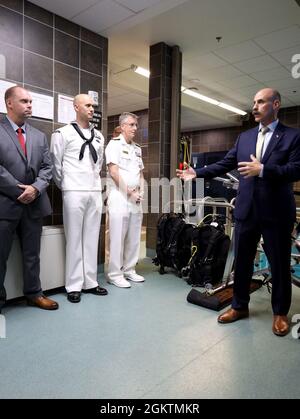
[
  {"left": 105, "top": 112, "right": 145, "bottom": 288},
  {"left": 50, "top": 94, "right": 108, "bottom": 302}
]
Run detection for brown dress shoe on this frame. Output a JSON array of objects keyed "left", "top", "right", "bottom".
[
  {"left": 272, "top": 315, "right": 289, "bottom": 336},
  {"left": 218, "top": 308, "right": 249, "bottom": 324},
  {"left": 27, "top": 295, "right": 59, "bottom": 310}
]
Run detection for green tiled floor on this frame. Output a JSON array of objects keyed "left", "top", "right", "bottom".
[{"left": 0, "top": 258, "right": 299, "bottom": 399}]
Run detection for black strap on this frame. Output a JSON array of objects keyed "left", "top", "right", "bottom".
[
  {"left": 71, "top": 123, "right": 97, "bottom": 163},
  {"left": 202, "top": 227, "right": 222, "bottom": 262}
]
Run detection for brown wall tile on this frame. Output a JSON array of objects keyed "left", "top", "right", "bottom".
[
  {"left": 55, "top": 62, "right": 79, "bottom": 96},
  {"left": 148, "top": 98, "right": 161, "bottom": 122},
  {"left": 0, "top": 41, "right": 23, "bottom": 82},
  {"left": 0, "top": 0, "right": 22, "bottom": 12},
  {"left": 81, "top": 27, "right": 107, "bottom": 48},
  {"left": 0, "top": 6, "right": 23, "bottom": 47},
  {"left": 24, "top": 2, "right": 53, "bottom": 26},
  {"left": 80, "top": 71, "right": 102, "bottom": 96},
  {"left": 24, "top": 17, "right": 53, "bottom": 58},
  {"left": 55, "top": 30, "right": 79, "bottom": 67},
  {"left": 81, "top": 42, "right": 102, "bottom": 75},
  {"left": 24, "top": 52, "right": 53, "bottom": 91},
  {"left": 149, "top": 76, "right": 161, "bottom": 100},
  {"left": 55, "top": 15, "right": 80, "bottom": 37}
]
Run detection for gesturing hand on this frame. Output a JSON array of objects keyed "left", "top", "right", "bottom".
[
  {"left": 176, "top": 166, "right": 196, "bottom": 181},
  {"left": 238, "top": 154, "right": 262, "bottom": 178}
]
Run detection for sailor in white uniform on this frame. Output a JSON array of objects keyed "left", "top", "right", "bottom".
[
  {"left": 50, "top": 94, "right": 107, "bottom": 302},
  {"left": 105, "top": 112, "right": 145, "bottom": 288}
]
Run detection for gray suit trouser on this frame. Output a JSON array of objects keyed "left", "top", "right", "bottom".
[{"left": 0, "top": 211, "right": 43, "bottom": 310}]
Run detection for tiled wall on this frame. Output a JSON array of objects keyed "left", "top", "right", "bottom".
[
  {"left": 148, "top": 43, "right": 173, "bottom": 181},
  {"left": 185, "top": 126, "right": 241, "bottom": 155},
  {"left": 185, "top": 105, "right": 300, "bottom": 155},
  {"left": 0, "top": 0, "right": 108, "bottom": 226}
]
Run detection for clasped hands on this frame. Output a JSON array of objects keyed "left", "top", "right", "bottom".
[
  {"left": 127, "top": 187, "right": 144, "bottom": 204},
  {"left": 17, "top": 184, "right": 38, "bottom": 204}
]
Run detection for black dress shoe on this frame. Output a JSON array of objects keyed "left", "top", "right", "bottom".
[
  {"left": 82, "top": 286, "right": 108, "bottom": 296},
  {"left": 67, "top": 291, "right": 81, "bottom": 303}
]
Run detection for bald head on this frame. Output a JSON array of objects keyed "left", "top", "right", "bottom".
[
  {"left": 4, "top": 85, "right": 32, "bottom": 125},
  {"left": 73, "top": 94, "right": 95, "bottom": 127},
  {"left": 73, "top": 94, "right": 93, "bottom": 107},
  {"left": 257, "top": 88, "right": 281, "bottom": 103},
  {"left": 252, "top": 88, "right": 281, "bottom": 126},
  {"left": 5, "top": 85, "right": 29, "bottom": 103}
]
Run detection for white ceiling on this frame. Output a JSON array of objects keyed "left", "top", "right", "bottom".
[{"left": 30, "top": 0, "right": 300, "bottom": 130}]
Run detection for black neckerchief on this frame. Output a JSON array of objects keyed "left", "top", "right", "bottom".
[{"left": 71, "top": 123, "right": 97, "bottom": 163}]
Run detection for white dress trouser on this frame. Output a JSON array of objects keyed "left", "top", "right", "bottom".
[
  {"left": 63, "top": 191, "right": 102, "bottom": 292},
  {"left": 107, "top": 189, "right": 143, "bottom": 280}
]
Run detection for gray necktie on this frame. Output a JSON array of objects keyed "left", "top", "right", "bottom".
[{"left": 256, "top": 126, "right": 270, "bottom": 161}]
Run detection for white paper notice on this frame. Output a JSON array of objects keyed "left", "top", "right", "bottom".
[
  {"left": 30, "top": 91, "right": 54, "bottom": 120},
  {"left": 58, "top": 94, "right": 75, "bottom": 124},
  {"left": 0, "top": 79, "right": 16, "bottom": 113}
]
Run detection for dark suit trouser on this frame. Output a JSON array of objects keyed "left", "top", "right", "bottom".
[
  {"left": 0, "top": 211, "right": 43, "bottom": 310},
  {"left": 232, "top": 204, "right": 293, "bottom": 315}
]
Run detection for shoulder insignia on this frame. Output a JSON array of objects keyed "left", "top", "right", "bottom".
[{"left": 134, "top": 143, "right": 141, "bottom": 148}]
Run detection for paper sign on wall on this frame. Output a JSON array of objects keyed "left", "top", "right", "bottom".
[
  {"left": 58, "top": 94, "right": 75, "bottom": 124},
  {"left": 30, "top": 91, "right": 54, "bottom": 120},
  {"left": 88, "top": 90, "right": 99, "bottom": 106}
]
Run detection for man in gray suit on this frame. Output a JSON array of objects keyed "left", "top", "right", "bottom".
[{"left": 0, "top": 86, "right": 58, "bottom": 312}]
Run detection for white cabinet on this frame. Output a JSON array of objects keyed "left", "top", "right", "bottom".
[{"left": 5, "top": 226, "right": 66, "bottom": 299}]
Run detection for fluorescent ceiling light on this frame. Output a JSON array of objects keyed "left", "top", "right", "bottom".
[
  {"left": 218, "top": 102, "right": 247, "bottom": 115},
  {"left": 182, "top": 87, "right": 219, "bottom": 105},
  {"left": 112, "top": 64, "right": 150, "bottom": 78},
  {"left": 182, "top": 86, "right": 247, "bottom": 116},
  {"left": 131, "top": 64, "right": 150, "bottom": 78},
  {"left": 114, "top": 66, "right": 247, "bottom": 115}
]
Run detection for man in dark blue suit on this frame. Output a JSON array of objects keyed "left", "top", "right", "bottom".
[{"left": 177, "top": 88, "right": 300, "bottom": 336}]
